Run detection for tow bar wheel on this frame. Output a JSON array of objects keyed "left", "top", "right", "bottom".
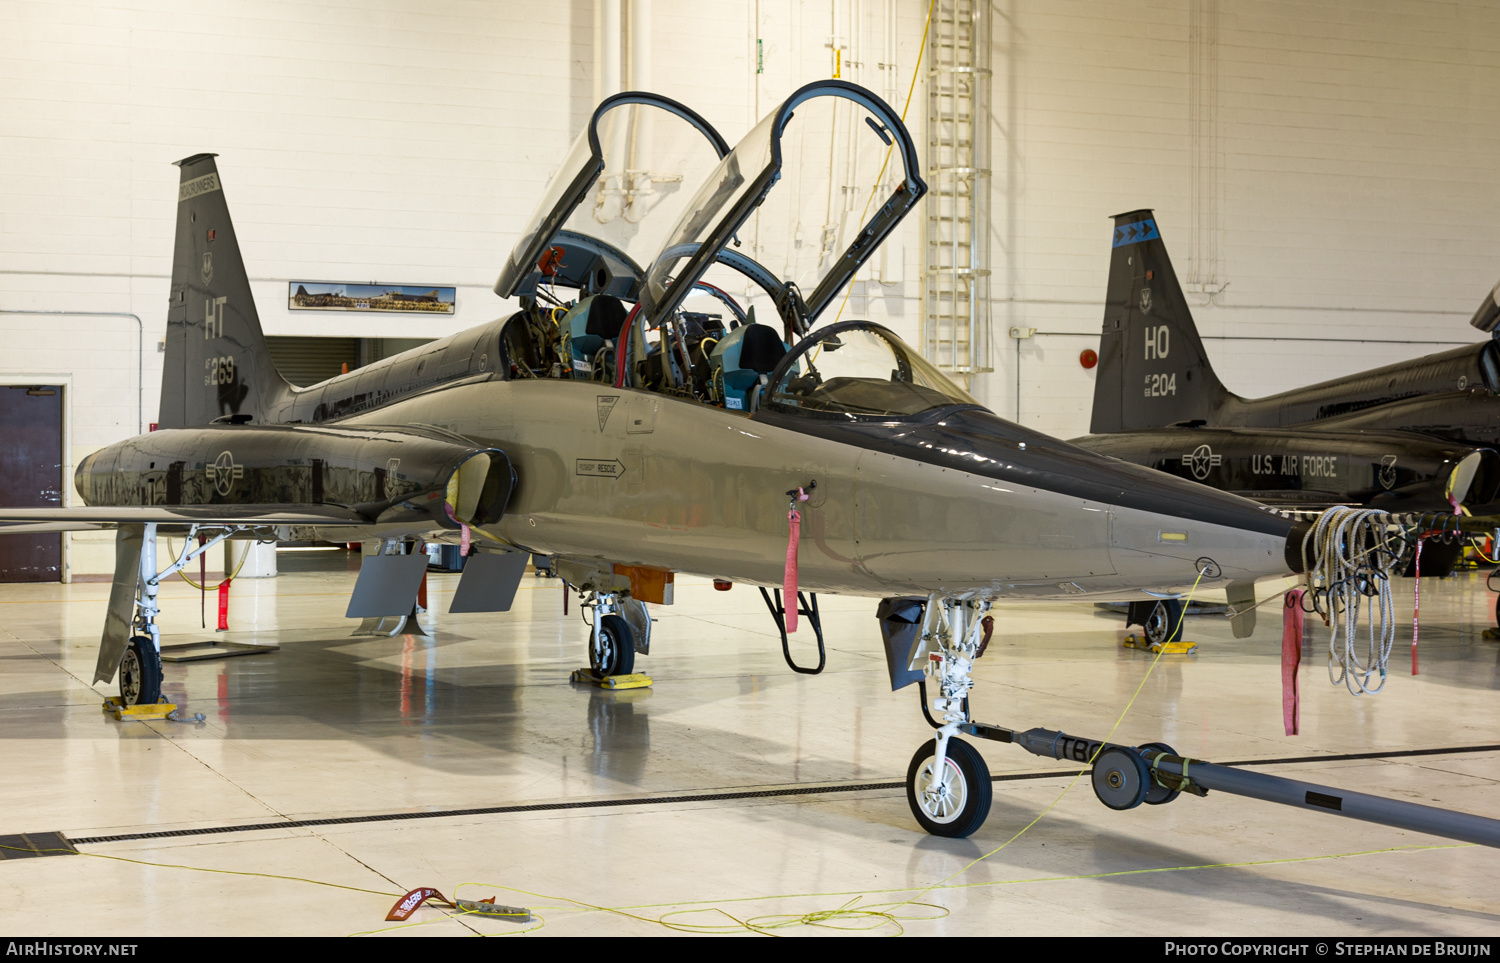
[
  {"left": 1091, "top": 746, "right": 1151, "bottom": 810},
  {"left": 906, "top": 737, "right": 992, "bottom": 837}
]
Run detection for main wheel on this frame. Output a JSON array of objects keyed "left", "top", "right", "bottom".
[
  {"left": 1144, "top": 599, "right": 1185, "bottom": 646},
  {"left": 1091, "top": 746, "right": 1150, "bottom": 811},
  {"left": 589, "top": 614, "right": 635, "bottom": 677},
  {"left": 119, "top": 635, "right": 162, "bottom": 707},
  {"left": 906, "top": 737, "right": 992, "bottom": 837},
  {"left": 1138, "top": 741, "right": 1181, "bottom": 806}
]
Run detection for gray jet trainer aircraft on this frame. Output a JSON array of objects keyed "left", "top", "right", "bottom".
[
  {"left": 0, "top": 82, "right": 1308, "bottom": 838},
  {"left": 1071, "top": 211, "right": 1500, "bottom": 635}
]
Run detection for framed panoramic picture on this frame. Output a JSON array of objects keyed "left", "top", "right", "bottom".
[{"left": 288, "top": 281, "right": 456, "bottom": 314}]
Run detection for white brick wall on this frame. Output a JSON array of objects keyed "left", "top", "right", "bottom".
[
  {"left": 2, "top": 0, "right": 1498, "bottom": 562},
  {"left": 984, "top": 0, "right": 1500, "bottom": 437}
]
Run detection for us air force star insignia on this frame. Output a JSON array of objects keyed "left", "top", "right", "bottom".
[
  {"left": 201, "top": 251, "right": 213, "bottom": 285},
  {"left": 597, "top": 395, "right": 619, "bottom": 432},
  {"left": 205, "top": 450, "right": 244, "bottom": 496},
  {"left": 1139, "top": 287, "right": 1152, "bottom": 313},
  {"left": 1180, "top": 444, "right": 1221, "bottom": 480}
]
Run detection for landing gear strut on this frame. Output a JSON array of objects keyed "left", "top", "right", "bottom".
[
  {"left": 118, "top": 522, "right": 241, "bottom": 705},
  {"left": 902, "top": 596, "right": 993, "bottom": 838}
]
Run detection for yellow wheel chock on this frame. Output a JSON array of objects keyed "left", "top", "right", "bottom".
[
  {"left": 1122, "top": 634, "right": 1198, "bottom": 655},
  {"left": 570, "top": 668, "right": 653, "bottom": 689},
  {"left": 102, "top": 696, "right": 176, "bottom": 721},
  {"left": 102, "top": 696, "right": 205, "bottom": 722}
]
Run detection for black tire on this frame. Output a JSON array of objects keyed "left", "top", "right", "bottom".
[
  {"left": 1144, "top": 599, "right": 1185, "bottom": 646},
  {"left": 1493, "top": 586, "right": 1499, "bottom": 630},
  {"left": 119, "top": 635, "right": 162, "bottom": 707},
  {"left": 590, "top": 614, "right": 635, "bottom": 677},
  {"left": 1139, "top": 741, "right": 1181, "bottom": 806},
  {"left": 1091, "top": 746, "right": 1151, "bottom": 811},
  {"left": 906, "top": 737, "right": 992, "bottom": 838}
]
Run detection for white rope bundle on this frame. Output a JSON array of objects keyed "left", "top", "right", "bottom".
[{"left": 1299, "top": 506, "right": 1408, "bottom": 696}]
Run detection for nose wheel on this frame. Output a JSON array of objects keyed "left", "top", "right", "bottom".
[{"left": 906, "top": 737, "right": 992, "bottom": 838}]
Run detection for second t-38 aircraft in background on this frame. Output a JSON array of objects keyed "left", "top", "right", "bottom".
[
  {"left": 0, "top": 82, "right": 1317, "bottom": 838},
  {"left": 1072, "top": 210, "right": 1500, "bottom": 627}
]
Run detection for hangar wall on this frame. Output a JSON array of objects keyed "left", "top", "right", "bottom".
[
  {"left": 980, "top": 0, "right": 1500, "bottom": 436},
  {"left": 0, "top": 0, "right": 1496, "bottom": 575}
]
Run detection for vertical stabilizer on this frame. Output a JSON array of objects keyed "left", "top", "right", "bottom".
[
  {"left": 159, "top": 155, "right": 291, "bottom": 428},
  {"left": 1089, "top": 210, "right": 1229, "bottom": 433}
]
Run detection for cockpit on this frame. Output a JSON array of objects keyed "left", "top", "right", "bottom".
[
  {"left": 764, "top": 322, "right": 979, "bottom": 420},
  {"left": 492, "top": 80, "right": 945, "bottom": 420}
]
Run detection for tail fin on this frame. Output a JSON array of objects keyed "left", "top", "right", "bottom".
[
  {"left": 1088, "top": 210, "right": 1228, "bottom": 433},
  {"left": 159, "top": 154, "right": 291, "bottom": 428}
]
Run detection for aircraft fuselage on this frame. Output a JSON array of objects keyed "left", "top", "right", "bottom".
[{"left": 297, "top": 377, "right": 1296, "bottom": 601}]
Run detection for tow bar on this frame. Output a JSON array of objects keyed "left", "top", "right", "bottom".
[{"left": 962, "top": 723, "right": 1500, "bottom": 848}]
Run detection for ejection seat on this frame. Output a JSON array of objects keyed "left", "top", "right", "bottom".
[
  {"left": 711, "top": 323, "right": 787, "bottom": 411},
  {"left": 561, "top": 295, "right": 629, "bottom": 380}
]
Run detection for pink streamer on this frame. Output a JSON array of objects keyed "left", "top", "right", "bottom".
[
  {"left": 783, "top": 487, "right": 810, "bottom": 633},
  {"left": 1282, "top": 589, "right": 1304, "bottom": 736},
  {"left": 1412, "top": 537, "right": 1422, "bottom": 676}
]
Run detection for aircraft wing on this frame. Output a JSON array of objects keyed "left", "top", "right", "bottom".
[{"left": 0, "top": 505, "right": 374, "bottom": 534}]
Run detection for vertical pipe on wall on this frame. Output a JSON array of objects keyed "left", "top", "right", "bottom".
[
  {"left": 601, "top": 0, "right": 622, "bottom": 98},
  {"left": 595, "top": 0, "right": 626, "bottom": 223},
  {"left": 624, "top": 0, "right": 653, "bottom": 223}
]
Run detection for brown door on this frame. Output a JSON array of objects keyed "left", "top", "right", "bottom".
[{"left": 0, "top": 386, "right": 63, "bottom": 581}]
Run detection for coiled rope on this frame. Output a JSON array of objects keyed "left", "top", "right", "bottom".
[{"left": 1299, "top": 506, "right": 1407, "bottom": 696}]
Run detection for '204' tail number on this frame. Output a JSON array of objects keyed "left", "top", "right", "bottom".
[
  {"left": 205, "top": 355, "right": 236, "bottom": 386},
  {"left": 1143, "top": 372, "right": 1176, "bottom": 397}
]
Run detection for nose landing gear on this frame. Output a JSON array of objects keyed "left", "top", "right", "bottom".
[
  {"left": 897, "top": 596, "right": 993, "bottom": 838},
  {"left": 890, "top": 598, "right": 1500, "bottom": 849}
]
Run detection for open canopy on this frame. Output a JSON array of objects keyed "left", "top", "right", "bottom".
[
  {"left": 494, "top": 93, "right": 731, "bottom": 301},
  {"left": 639, "top": 80, "right": 926, "bottom": 332}
]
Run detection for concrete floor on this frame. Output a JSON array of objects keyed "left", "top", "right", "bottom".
[{"left": 2, "top": 549, "right": 1499, "bottom": 937}]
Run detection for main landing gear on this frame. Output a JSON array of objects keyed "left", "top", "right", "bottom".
[
  {"left": 1128, "top": 598, "right": 1184, "bottom": 647},
  {"left": 580, "top": 590, "right": 651, "bottom": 678},
  {"left": 894, "top": 595, "right": 1500, "bottom": 848},
  {"left": 116, "top": 522, "right": 246, "bottom": 706}
]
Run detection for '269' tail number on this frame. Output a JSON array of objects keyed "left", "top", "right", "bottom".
[{"left": 204, "top": 355, "right": 236, "bottom": 386}]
